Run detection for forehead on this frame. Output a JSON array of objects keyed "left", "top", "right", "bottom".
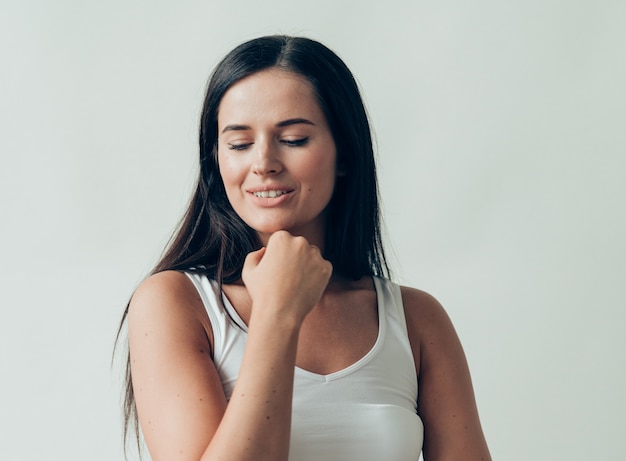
[{"left": 217, "top": 69, "right": 324, "bottom": 125}]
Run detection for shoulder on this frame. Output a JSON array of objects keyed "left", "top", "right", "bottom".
[
  {"left": 128, "top": 270, "right": 209, "bottom": 341},
  {"left": 130, "top": 271, "right": 200, "bottom": 316},
  {"left": 399, "top": 285, "right": 464, "bottom": 373},
  {"left": 131, "top": 270, "right": 199, "bottom": 306},
  {"left": 399, "top": 285, "right": 453, "bottom": 337}
]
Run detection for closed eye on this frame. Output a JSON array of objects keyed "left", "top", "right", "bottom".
[
  {"left": 282, "top": 137, "right": 309, "bottom": 147},
  {"left": 228, "top": 143, "right": 253, "bottom": 151}
]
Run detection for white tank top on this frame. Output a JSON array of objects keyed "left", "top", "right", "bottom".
[{"left": 186, "top": 273, "right": 424, "bottom": 461}]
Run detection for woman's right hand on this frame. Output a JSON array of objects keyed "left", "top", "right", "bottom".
[{"left": 241, "top": 230, "right": 333, "bottom": 325}]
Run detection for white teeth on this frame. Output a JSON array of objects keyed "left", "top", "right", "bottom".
[{"left": 253, "top": 190, "right": 288, "bottom": 198}]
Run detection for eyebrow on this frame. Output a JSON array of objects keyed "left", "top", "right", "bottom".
[
  {"left": 221, "top": 118, "right": 316, "bottom": 134},
  {"left": 276, "top": 118, "right": 315, "bottom": 128}
]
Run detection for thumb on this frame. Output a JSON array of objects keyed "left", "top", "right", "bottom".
[{"left": 242, "top": 246, "right": 266, "bottom": 278}]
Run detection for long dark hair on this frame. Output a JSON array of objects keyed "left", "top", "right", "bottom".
[{"left": 116, "top": 34, "right": 389, "bottom": 452}]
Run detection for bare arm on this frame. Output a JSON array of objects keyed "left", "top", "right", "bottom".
[
  {"left": 402, "top": 287, "right": 492, "bottom": 461},
  {"left": 128, "top": 231, "right": 332, "bottom": 461}
]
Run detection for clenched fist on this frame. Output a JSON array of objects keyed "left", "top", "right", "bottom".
[{"left": 241, "top": 231, "right": 332, "bottom": 326}]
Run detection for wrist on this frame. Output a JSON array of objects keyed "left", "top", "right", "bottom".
[{"left": 249, "top": 304, "right": 304, "bottom": 333}]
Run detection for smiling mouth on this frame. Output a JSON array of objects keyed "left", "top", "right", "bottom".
[{"left": 252, "top": 190, "right": 290, "bottom": 198}]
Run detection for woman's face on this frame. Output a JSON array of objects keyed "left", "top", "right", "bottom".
[{"left": 217, "top": 69, "right": 339, "bottom": 246}]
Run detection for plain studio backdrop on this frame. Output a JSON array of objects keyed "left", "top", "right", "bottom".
[{"left": 1, "top": 1, "right": 624, "bottom": 460}]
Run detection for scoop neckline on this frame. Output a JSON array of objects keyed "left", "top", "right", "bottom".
[{"left": 217, "top": 277, "right": 385, "bottom": 382}]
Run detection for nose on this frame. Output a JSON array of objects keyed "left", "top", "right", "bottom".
[{"left": 252, "top": 139, "right": 282, "bottom": 176}]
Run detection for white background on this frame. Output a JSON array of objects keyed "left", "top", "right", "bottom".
[{"left": 1, "top": 1, "right": 624, "bottom": 460}]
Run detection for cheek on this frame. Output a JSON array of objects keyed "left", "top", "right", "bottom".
[
  {"left": 217, "top": 153, "right": 243, "bottom": 188},
  {"left": 300, "top": 165, "right": 337, "bottom": 202},
  {"left": 305, "top": 152, "right": 338, "bottom": 186},
  {"left": 218, "top": 166, "right": 243, "bottom": 209}
]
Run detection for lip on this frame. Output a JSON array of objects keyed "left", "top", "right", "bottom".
[
  {"left": 246, "top": 185, "right": 295, "bottom": 206},
  {"left": 247, "top": 185, "right": 294, "bottom": 193}
]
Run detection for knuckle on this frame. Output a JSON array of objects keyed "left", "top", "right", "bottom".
[{"left": 269, "top": 230, "right": 285, "bottom": 242}]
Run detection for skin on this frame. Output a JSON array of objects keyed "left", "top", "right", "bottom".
[
  {"left": 217, "top": 69, "right": 339, "bottom": 248},
  {"left": 128, "top": 69, "right": 491, "bottom": 461}
]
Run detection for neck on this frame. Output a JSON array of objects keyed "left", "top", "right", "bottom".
[{"left": 257, "top": 220, "right": 327, "bottom": 252}]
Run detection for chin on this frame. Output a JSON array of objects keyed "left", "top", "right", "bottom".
[{"left": 250, "top": 223, "right": 293, "bottom": 237}]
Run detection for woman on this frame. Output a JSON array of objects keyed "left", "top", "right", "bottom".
[{"left": 120, "top": 35, "right": 491, "bottom": 460}]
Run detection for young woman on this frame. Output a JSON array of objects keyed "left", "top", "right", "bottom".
[{"left": 120, "top": 35, "right": 491, "bottom": 461}]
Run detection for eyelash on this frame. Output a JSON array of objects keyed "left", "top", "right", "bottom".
[
  {"left": 228, "top": 143, "right": 252, "bottom": 151},
  {"left": 228, "top": 137, "right": 310, "bottom": 151},
  {"left": 282, "top": 137, "right": 309, "bottom": 147}
]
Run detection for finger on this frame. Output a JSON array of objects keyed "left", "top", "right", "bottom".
[{"left": 243, "top": 247, "right": 266, "bottom": 271}]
